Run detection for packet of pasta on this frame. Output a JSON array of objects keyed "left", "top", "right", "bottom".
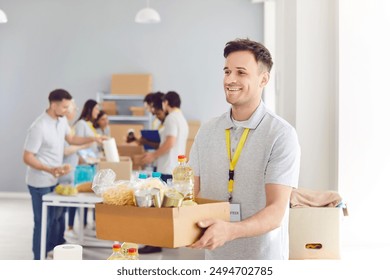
[
  {"left": 92, "top": 169, "right": 135, "bottom": 206},
  {"left": 102, "top": 181, "right": 135, "bottom": 206}
]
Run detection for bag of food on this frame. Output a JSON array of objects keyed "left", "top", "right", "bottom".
[
  {"left": 92, "top": 169, "right": 135, "bottom": 206},
  {"left": 92, "top": 169, "right": 116, "bottom": 196}
]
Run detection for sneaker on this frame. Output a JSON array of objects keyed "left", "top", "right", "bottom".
[
  {"left": 138, "top": 246, "right": 162, "bottom": 254},
  {"left": 64, "top": 229, "right": 78, "bottom": 241}
]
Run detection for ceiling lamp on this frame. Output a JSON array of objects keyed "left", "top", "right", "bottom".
[
  {"left": 0, "top": 9, "right": 8, "bottom": 24},
  {"left": 135, "top": 0, "right": 161, "bottom": 24}
]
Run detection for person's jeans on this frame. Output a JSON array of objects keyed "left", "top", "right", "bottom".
[
  {"left": 28, "top": 185, "right": 66, "bottom": 260},
  {"left": 67, "top": 207, "right": 88, "bottom": 228}
]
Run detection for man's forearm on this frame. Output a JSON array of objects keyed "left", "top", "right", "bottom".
[
  {"left": 68, "top": 135, "right": 96, "bottom": 145},
  {"left": 229, "top": 204, "right": 284, "bottom": 240},
  {"left": 23, "top": 152, "right": 50, "bottom": 173}
]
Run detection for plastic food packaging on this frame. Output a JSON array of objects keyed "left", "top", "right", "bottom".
[
  {"left": 92, "top": 169, "right": 135, "bottom": 206},
  {"left": 92, "top": 169, "right": 117, "bottom": 196}
]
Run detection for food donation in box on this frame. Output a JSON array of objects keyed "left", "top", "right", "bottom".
[{"left": 92, "top": 169, "right": 230, "bottom": 248}]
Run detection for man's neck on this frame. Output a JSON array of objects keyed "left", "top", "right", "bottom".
[
  {"left": 231, "top": 100, "right": 261, "bottom": 121},
  {"left": 167, "top": 107, "right": 179, "bottom": 114},
  {"left": 46, "top": 108, "right": 58, "bottom": 120}
]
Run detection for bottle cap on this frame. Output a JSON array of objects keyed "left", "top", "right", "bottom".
[
  {"left": 178, "top": 155, "right": 186, "bottom": 160},
  {"left": 128, "top": 248, "right": 137, "bottom": 254},
  {"left": 138, "top": 173, "right": 148, "bottom": 179},
  {"left": 152, "top": 171, "right": 161, "bottom": 178},
  {"left": 113, "top": 243, "right": 121, "bottom": 249}
]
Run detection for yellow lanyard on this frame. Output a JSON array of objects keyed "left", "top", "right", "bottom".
[
  {"left": 225, "top": 127, "right": 250, "bottom": 201},
  {"left": 86, "top": 121, "right": 99, "bottom": 137}
]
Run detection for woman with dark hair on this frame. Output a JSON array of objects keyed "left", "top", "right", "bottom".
[
  {"left": 93, "top": 110, "right": 110, "bottom": 137},
  {"left": 74, "top": 99, "right": 100, "bottom": 163},
  {"left": 144, "top": 91, "right": 165, "bottom": 130},
  {"left": 68, "top": 99, "right": 100, "bottom": 233},
  {"left": 93, "top": 110, "right": 111, "bottom": 155}
]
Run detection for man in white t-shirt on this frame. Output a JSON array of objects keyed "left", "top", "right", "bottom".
[
  {"left": 140, "top": 91, "right": 189, "bottom": 254},
  {"left": 23, "top": 89, "right": 104, "bottom": 260}
]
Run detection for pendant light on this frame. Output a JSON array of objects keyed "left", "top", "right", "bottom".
[
  {"left": 135, "top": 0, "right": 161, "bottom": 24},
  {"left": 0, "top": 9, "right": 8, "bottom": 23}
]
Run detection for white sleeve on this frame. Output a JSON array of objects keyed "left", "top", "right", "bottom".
[{"left": 24, "top": 124, "right": 43, "bottom": 154}]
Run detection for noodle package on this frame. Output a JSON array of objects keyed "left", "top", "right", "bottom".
[{"left": 92, "top": 169, "right": 135, "bottom": 206}]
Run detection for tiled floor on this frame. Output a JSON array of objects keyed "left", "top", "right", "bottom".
[{"left": 0, "top": 195, "right": 204, "bottom": 260}]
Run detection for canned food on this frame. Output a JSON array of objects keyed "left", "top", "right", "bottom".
[
  {"left": 150, "top": 188, "right": 162, "bottom": 208},
  {"left": 134, "top": 189, "right": 152, "bottom": 207},
  {"left": 162, "top": 190, "right": 184, "bottom": 208}
]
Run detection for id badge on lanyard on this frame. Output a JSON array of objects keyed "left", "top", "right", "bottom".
[
  {"left": 226, "top": 128, "right": 250, "bottom": 222},
  {"left": 230, "top": 203, "right": 242, "bottom": 222}
]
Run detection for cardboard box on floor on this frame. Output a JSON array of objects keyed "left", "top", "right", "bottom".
[
  {"left": 95, "top": 198, "right": 230, "bottom": 248},
  {"left": 289, "top": 207, "right": 342, "bottom": 259},
  {"left": 111, "top": 74, "right": 152, "bottom": 95},
  {"left": 97, "top": 156, "right": 132, "bottom": 181}
]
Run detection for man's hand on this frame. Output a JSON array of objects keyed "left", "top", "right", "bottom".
[
  {"left": 48, "top": 167, "right": 63, "bottom": 178},
  {"left": 136, "top": 137, "right": 146, "bottom": 145},
  {"left": 95, "top": 135, "right": 108, "bottom": 144},
  {"left": 23, "top": 151, "right": 73, "bottom": 178},
  {"left": 49, "top": 164, "right": 72, "bottom": 178},
  {"left": 189, "top": 219, "right": 234, "bottom": 250},
  {"left": 142, "top": 152, "right": 156, "bottom": 165}
]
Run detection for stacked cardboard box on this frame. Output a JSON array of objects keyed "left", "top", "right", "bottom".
[
  {"left": 111, "top": 74, "right": 152, "bottom": 95},
  {"left": 109, "top": 123, "right": 144, "bottom": 145},
  {"left": 116, "top": 143, "right": 145, "bottom": 171},
  {"left": 97, "top": 156, "right": 132, "bottom": 181},
  {"left": 101, "top": 101, "right": 117, "bottom": 115}
]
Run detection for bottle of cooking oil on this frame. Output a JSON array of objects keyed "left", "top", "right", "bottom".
[
  {"left": 121, "top": 242, "right": 139, "bottom": 258},
  {"left": 107, "top": 243, "right": 125, "bottom": 260},
  {"left": 172, "top": 155, "right": 195, "bottom": 201},
  {"left": 125, "top": 248, "right": 139, "bottom": 260}
]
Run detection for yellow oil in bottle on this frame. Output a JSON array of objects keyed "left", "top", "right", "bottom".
[
  {"left": 107, "top": 243, "right": 125, "bottom": 260},
  {"left": 172, "top": 155, "right": 195, "bottom": 201}
]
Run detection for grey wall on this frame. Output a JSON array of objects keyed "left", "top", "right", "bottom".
[{"left": 0, "top": 0, "right": 263, "bottom": 192}]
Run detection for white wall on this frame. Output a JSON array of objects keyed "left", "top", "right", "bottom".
[
  {"left": 275, "top": 0, "right": 390, "bottom": 247},
  {"left": 275, "top": 0, "right": 338, "bottom": 191},
  {"left": 0, "top": 0, "right": 263, "bottom": 192},
  {"left": 338, "top": 0, "right": 390, "bottom": 247}
]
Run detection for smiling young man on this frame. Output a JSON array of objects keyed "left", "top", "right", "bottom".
[
  {"left": 189, "top": 39, "right": 301, "bottom": 260},
  {"left": 23, "top": 89, "right": 105, "bottom": 260}
]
